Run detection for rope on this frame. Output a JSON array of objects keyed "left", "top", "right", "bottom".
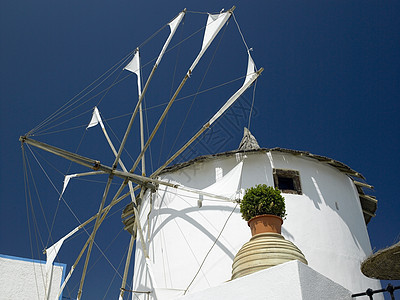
[
  {"left": 28, "top": 51, "right": 134, "bottom": 136},
  {"left": 26, "top": 145, "right": 124, "bottom": 282},
  {"left": 186, "top": 10, "right": 210, "bottom": 15},
  {"left": 28, "top": 9, "right": 183, "bottom": 136},
  {"left": 67, "top": 228, "right": 130, "bottom": 295},
  {"left": 187, "top": 10, "right": 223, "bottom": 15},
  {"left": 156, "top": 190, "right": 211, "bottom": 287},
  {"left": 35, "top": 108, "right": 92, "bottom": 137},
  {"left": 30, "top": 21, "right": 244, "bottom": 138},
  {"left": 22, "top": 146, "right": 42, "bottom": 300},
  {"left": 26, "top": 145, "right": 81, "bottom": 235},
  {"left": 32, "top": 64, "right": 131, "bottom": 137},
  {"left": 247, "top": 79, "right": 257, "bottom": 130},
  {"left": 29, "top": 13, "right": 205, "bottom": 137},
  {"left": 23, "top": 146, "right": 74, "bottom": 299},
  {"left": 167, "top": 16, "right": 230, "bottom": 160},
  {"left": 103, "top": 118, "right": 136, "bottom": 165},
  {"left": 33, "top": 73, "right": 243, "bottom": 136},
  {"left": 232, "top": 12, "right": 250, "bottom": 52},
  {"left": 25, "top": 153, "right": 48, "bottom": 259},
  {"left": 157, "top": 16, "right": 184, "bottom": 167},
  {"left": 49, "top": 128, "right": 88, "bottom": 248},
  {"left": 24, "top": 151, "right": 49, "bottom": 293},
  {"left": 102, "top": 242, "right": 130, "bottom": 300},
  {"left": 233, "top": 10, "right": 260, "bottom": 131},
  {"left": 184, "top": 203, "right": 238, "bottom": 294},
  {"left": 25, "top": 151, "right": 54, "bottom": 249}
]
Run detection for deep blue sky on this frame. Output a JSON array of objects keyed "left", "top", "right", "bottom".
[{"left": 1, "top": 1, "right": 399, "bottom": 299}]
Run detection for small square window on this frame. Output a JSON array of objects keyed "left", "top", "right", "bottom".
[{"left": 273, "top": 169, "right": 302, "bottom": 195}]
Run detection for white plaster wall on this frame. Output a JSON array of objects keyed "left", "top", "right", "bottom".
[
  {"left": 178, "top": 260, "right": 352, "bottom": 300},
  {"left": 133, "top": 151, "right": 381, "bottom": 298},
  {"left": 0, "top": 255, "right": 65, "bottom": 300}
]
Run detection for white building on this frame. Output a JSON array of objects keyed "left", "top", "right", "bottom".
[
  {"left": 0, "top": 254, "right": 66, "bottom": 300},
  {"left": 131, "top": 129, "right": 381, "bottom": 299}
]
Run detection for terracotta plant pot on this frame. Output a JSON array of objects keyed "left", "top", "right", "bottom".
[{"left": 248, "top": 214, "right": 283, "bottom": 236}]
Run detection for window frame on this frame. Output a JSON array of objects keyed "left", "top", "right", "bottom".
[{"left": 273, "top": 168, "right": 302, "bottom": 195}]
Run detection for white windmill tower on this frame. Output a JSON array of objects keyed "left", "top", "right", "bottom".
[{"left": 130, "top": 128, "right": 381, "bottom": 299}]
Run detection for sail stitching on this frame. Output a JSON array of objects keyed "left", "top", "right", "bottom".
[{"left": 232, "top": 12, "right": 251, "bottom": 53}]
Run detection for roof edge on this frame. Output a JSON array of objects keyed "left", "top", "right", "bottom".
[{"left": 159, "top": 147, "right": 377, "bottom": 224}]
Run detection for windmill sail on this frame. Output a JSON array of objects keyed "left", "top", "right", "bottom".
[
  {"left": 124, "top": 50, "right": 142, "bottom": 96},
  {"left": 189, "top": 9, "right": 233, "bottom": 74},
  {"left": 19, "top": 8, "right": 265, "bottom": 300},
  {"left": 209, "top": 51, "right": 260, "bottom": 125},
  {"left": 155, "top": 10, "right": 186, "bottom": 66}
]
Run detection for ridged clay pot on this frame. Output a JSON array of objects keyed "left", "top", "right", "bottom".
[{"left": 231, "top": 232, "right": 308, "bottom": 280}]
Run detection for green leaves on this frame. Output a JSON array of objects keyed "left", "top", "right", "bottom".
[{"left": 240, "top": 184, "right": 286, "bottom": 221}]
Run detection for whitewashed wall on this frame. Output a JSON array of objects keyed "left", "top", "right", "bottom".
[
  {"left": 0, "top": 254, "right": 65, "bottom": 300},
  {"left": 133, "top": 151, "right": 381, "bottom": 299}
]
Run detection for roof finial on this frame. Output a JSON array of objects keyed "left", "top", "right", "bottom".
[{"left": 238, "top": 127, "right": 260, "bottom": 151}]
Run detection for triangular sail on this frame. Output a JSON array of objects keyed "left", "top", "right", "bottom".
[
  {"left": 188, "top": 9, "right": 233, "bottom": 74},
  {"left": 59, "top": 174, "right": 77, "bottom": 200},
  {"left": 209, "top": 51, "right": 261, "bottom": 125},
  {"left": 155, "top": 10, "right": 186, "bottom": 66},
  {"left": 59, "top": 171, "right": 103, "bottom": 200},
  {"left": 45, "top": 227, "right": 79, "bottom": 298},
  {"left": 152, "top": 52, "right": 262, "bottom": 177},
  {"left": 244, "top": 50, "right": 256, "bottom": 86},
  {"left": 18, "top": 8, "right": 266, "bottom": 300},
  {"left": 124, "top": 49, "right": 142, "bottom": 96},
  {"left": 86, "top": 107, "right": 103, "bottom": 129}
]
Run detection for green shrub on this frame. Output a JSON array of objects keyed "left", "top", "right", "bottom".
[{"left": 240, "top": 184, "right": 286, "bottom": 221}]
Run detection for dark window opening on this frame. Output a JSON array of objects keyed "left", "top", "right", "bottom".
[
  {"left": 277, "top": 177, "right": 295, "bottom": 191},
  {"left": 273, "top": 169, "right": 302, "bottom": 195}
]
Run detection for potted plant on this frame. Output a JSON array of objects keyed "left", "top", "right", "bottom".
[{"left": 240, "top": 184, "right": 286, "bottom": 235}]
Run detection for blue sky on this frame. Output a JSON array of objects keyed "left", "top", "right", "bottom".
[{"left": 1, "top": 1, "right": 399, "bottom": 299}]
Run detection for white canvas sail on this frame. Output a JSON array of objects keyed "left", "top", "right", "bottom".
[
  {"left": 188, "top": 10, "right": 232, "bottom": 74},
  {"left": 155, "top": 10, "right": 186, "bottom": 66},
  {"left": 124, "top": 50, "right": 142, "bottom": 96},
  {"left": 18, "top": 8, "right": 269, "bottom": 300},
  {"left": 209, "top": 51, "right": 260, "bottom": 125},
  {"left": 45, "top": 227, "right": 79, "bottom": 299},
  {"left": 86, "top": 107, "right": 103, "bottom": 129},
  {"left": 59, "top": 174, "right": 77, "bottom": 200},
  {"left": 244, "top": 50, "right": 256, "bottom": 86}
]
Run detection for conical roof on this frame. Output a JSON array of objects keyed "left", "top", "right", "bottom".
[{"left": 238, "top": 127, "right": 260, "bottom": 151}]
